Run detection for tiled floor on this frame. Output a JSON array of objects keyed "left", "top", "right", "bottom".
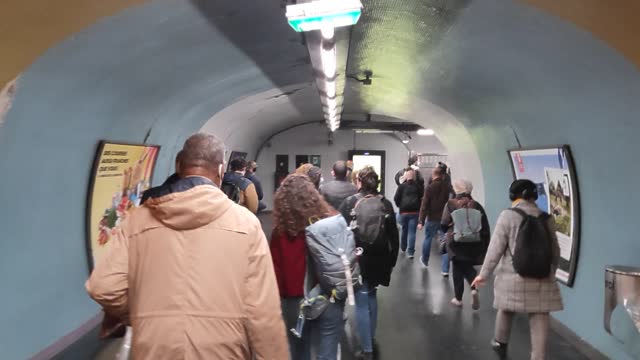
[{"left": 64, "top": 212, "right": 595, "bottom": 359}]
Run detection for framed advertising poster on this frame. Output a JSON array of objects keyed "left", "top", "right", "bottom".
[
  {"left": 86, "top": 141, "right": 160, "bottom": 270},
  {"left": 508, "top": 145, "right": 580, "bottom": 287},
  {"left": 349, "top": 150, "right": 386, "bottom": 195}
]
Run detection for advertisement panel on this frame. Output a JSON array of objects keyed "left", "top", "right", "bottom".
[
  {"left": 508, "top": 146, "right": 580, "bottom": 286},
  {"left": 86, "top": 141, "right": 160, "bottom": 269}
]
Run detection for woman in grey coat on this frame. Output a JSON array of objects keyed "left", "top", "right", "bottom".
[{"left": 472, "top": 179, "right": 563, "bottom": 360}]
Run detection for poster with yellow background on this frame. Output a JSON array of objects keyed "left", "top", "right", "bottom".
[{"left": 87, "top": 142, "right": 159, "bottom": 268}]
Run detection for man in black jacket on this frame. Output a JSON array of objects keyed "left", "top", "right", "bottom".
[
  {"left": 320, "top": 160, "right": 358, "bottom": 210},
  {"left": 141, "top": 150, "right": 183, "bottom": 204}
]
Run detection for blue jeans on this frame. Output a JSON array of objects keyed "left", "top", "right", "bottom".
[
  {"left": 422, "top": 221, "right": 450, "bottom": 273},
  {"left": 307, "top": 300, "right": 345, "bottom": 360},
  {"left": 355, "top": 282, "right": 378, "bottom": 353},
  {"left": 399, "top": 213, "right": 418, "bottom": 255}
]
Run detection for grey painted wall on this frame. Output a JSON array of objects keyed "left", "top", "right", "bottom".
[
  {"left": 256, "top": 123, "right": 447, "bottom": 210},
  {"left": 0, "top": 0, "right": 309, "bottom": 358},
  {"left": 418, "top": 1, "right": 640, "bottom": 358}
]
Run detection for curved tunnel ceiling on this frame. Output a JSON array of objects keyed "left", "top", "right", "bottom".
[{"left": 2, "top": 0, "right": 640, "bottom": 88}]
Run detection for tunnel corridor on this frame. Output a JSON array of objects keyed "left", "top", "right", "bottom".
[{"left": 1, "top": 0, "right": 640, "bottom": 359}]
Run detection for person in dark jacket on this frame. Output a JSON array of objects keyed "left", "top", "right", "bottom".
[
  {"left": 246, "top": 160, "right": 266, "bottom": 212},
  {"left": 140, "top": 150, "right": 183, "bottom": 204},
  {"left": 222, "top": 158, "right": 259, "bottom": 213},
  {"left": 320, "top": 160, "right": 358, "bottom": 210},
  {"left": 393, "top": 169, "right": 423, "bottom": 259},
  {"left": 339, "top": 166, "right": 399, "bottom": 360},
  {"left": 418, "top": 167, "right": 452, "bottom": 275},
  {"left": 441, "top": 179, "right": 490, "bottom": 309}
]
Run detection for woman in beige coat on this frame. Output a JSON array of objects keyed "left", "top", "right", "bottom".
[{"left": 472, "top": 179, "right": 563, "bottom": 360}]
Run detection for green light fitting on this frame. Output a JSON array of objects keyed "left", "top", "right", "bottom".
[{"left": 286, "top": 0, "right": 363, "bottom": 32}]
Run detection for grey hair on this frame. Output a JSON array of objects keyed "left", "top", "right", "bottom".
[
  {"left": 180, "top": 132, "right": 225, "bottom": 170},
  {"left": 453, "top": 179, "right": 473, "bottom": 195}
]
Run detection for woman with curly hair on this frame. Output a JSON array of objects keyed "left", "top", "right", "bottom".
[{"left": 270, "top": 173, "right": 343, "bottom": 360}]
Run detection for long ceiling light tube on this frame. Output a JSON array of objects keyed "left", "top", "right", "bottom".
[{"left": 286, "top": 0, "right": 363, "bottom": 132}]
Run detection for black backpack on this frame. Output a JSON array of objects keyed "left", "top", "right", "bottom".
[
  {"left": 349, "top": 194, "right": 388, "bottom": 247},
  {"left": 399, "top": 182, "right": 422, "bottom": 210},
  {"left": 221, "top": 180, "right": 241, "bottom": 203},
  {"left": 509, "top": 208, "right": 553, "bottom": 279}
]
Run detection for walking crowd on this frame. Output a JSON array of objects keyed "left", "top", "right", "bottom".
[{"left": 86, "top": 132, "right": 564, "bottom": 360}]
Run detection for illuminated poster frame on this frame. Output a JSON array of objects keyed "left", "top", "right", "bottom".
[
  {"left": 86, "top": 141, "right": 160, "bottom": 271},
  {"left": 348, "top": 150, "right": 386, "bottom": 195},
  {"left": 508, "top": 145, "right": 580, "bottom": 287}
]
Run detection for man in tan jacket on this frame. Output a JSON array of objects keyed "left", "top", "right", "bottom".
[{"left": 86, "top": 133, "right": 288, "bottom": 360}]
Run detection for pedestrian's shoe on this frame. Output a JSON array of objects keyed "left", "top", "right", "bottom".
[
  {"left": 491, "top": 339, "right": 508, "bottom": 358},
  {"left": 419, "top": 256, "right": 428, "bottom": 268},
  {"left": 450, "top": 298, "right": 463, "bottom": 307},
  {"left": 441, "top": 272, "right": 449, "bottom": 277},
  {"left": 471, "top": 289, "right": 480, "bottom": 310},
  {"left": 407, "top": 253, "right": 414, "bottom": 259}
]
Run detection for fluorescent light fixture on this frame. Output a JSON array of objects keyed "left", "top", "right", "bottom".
[
  {"left": 321, "top": 45, "right": 337, "bottom": 78},
  {"left": 354, "top": 129, "right": 394, "bottom": 134},
  {"left": 321, "top": 22, "right": 335, "bottom": 40},
  {"left": 325, "top": 97, "right": 338, "bottom": 109},
  {"left": 286, "top": 0, "right": 363, "bottom": 33},
  {"left": 417, "top": 128, "right": 435, "bottom": 136},
  {"left": 325, "top": 79, "right": 336, "bottom": 98},
  {"left": 402, "top": 139, "right": 410, "bottom": 144}
]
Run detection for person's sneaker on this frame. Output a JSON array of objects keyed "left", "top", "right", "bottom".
[
  {"left": 419, "top": 256, "right": 428, "bottom": 268},
  {"left": 491, "top": 339, "right": 508, "bottom": 358},
  {"left": 401, "top": 249, "right": 406, "bottom": 254},
  {"left": 471, "top": 289, "right": 480, "bottom": 310},
  {"left": 451, "top": 298, "right": 463, "bottom": 307},
  {"left": 407, "top": 253, "right": 414, "bottom": 259},
  {"left": 441, "top": 272, "right": 449, "bottom": 277}
]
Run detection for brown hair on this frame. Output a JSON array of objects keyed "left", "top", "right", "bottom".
[
  {"left": 295, "top": 163, "right": 321, "bottom": 189},
  {"left": 273, "top": 174, "right": 335, "bottom": 237},
  {"left": 358, "top": 166, "right": 380, "bottom": 194}
]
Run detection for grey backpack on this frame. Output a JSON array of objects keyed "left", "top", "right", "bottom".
[
  {"left": 305, "top": 215, "right": 360, "bottom": 303},
  {"left": 451, "top": 200, "right": 483, "bottom": 243},
  {"left": 349, "top": 194, "right": 388, "bottom": 246}
]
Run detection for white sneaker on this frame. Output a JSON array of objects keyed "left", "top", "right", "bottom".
[
  {"left": 471, "top": 289, "right": 480, "bottom": 310},
  {"left": 419, "top": 257, "right": 428, "bottom": 268},
  {"left": 441, "top": 272, "right": 449, "bottom": 277},
  {"left": 407, "top": 254, "right": 414, "bottom": 259},
  {"left": 451, "top": 298, "right": 463, "bottom": 307}
]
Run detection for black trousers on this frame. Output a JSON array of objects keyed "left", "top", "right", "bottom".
[{"left": 452, "top": 259, "right": 477, "bottom": 301}]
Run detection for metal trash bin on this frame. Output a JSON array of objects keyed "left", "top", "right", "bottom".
[{"left": 604, "top": 265, "right": 640, "bottom": 335}]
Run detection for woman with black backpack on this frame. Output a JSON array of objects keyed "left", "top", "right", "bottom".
[
  {"left": 394, "top": 169, "right": 423, "bottom": 259},
  {"left": 471, "top": 179, "right": 563, "bottom": 360},
  {"left": 339, "top": 166, "right": 399, "bottom": 360},
  {"left": 441, "top": 179, "right": 490, "bottom": 309}
]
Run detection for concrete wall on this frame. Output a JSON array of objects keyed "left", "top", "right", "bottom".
[
  {"left": 256, "top": 123, "right": 447, "bottom": 210},
  {"left": 0, "top": 1, "right": 308, "bottom": 357},
  {"left": 421, "top": 1, "right": 640, "bottom": 358}
]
